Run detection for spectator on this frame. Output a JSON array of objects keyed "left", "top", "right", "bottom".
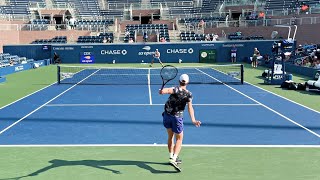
[
  {"left": 198, "top": 19, "right": 205, "bottom": 29},
  {"left": 107, "top": 37, "right": 112, "bottom": 43},
  {"left": 230, "top": 45, "right": 237, "bottom": 63},
  {"left": 205, "top": 34, "right": 211, "bottom": 41},
  {"left": 125, "top": 30, "right": 130, "bottom": 37},
  {"left": 212, "top": 34, "right": 218, "bottom": 41},
  {"left": 160, "top": 37, "right": 166, "bottom": 42},
  {"left": 258, "top": 11, "right": 265, "bottom": 19},
  {"left": 9, "top": 60, "right": 14, "bottom": 66},
  {"left": 143, "top": 32, "right": 148, "bottom": 42},
  {"left": 129, "top": 38, "right": 134, "bottom": 43},
  {"left": 102, "top": 37, "right": 108, "bottom": 43},
  {"left": 301, "top": 4, "right": 309, "bottom": 12},
  {"left": 235, "top": 30, "right": 242, "bottom": 36},
  {"left": 315, "top": 49, "right": 320, "bottom": 57},
  {"left": 69, "top": 17, "right": 76, "bottom": 29},
  {"left": 296, "top": 44, "right": 304, "bottom": 56},
  {"left": 252, "top": 47, "right": 260, "bottom": 68},
  {"left": 53, "top": 52, "right": 61, "bottom": 64},
  {"left": 314, "top": 60, "right": 320, "bottom": 69}
]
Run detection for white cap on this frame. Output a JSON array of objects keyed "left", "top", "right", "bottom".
[{"left": 179, "top": 74, "right": 189, "bottom": 84}]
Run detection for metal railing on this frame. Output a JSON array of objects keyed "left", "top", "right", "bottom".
[
  {"left": 106, "top": 1, "right": 193, "bottom": 10},
  {"left": 182, "top": 16, "right": 320, "bottom": 28},
  {"left": 29, "top": 2, "right": 75, "bottom": 9},
  {"left": 0, "top": 23, "right": 111, "bottom": 32}
]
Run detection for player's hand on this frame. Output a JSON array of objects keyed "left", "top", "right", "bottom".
[
  {"left": 193, "top": 120, "right": 201, "bottom": 127},
  {"left": 159, "top": 89, "right": 164, "bottom": 94}
]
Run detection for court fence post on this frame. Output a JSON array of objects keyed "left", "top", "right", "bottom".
[
  {"left": 241, "top": 64, "right": 244, "bottom": 84},
  {"left": 57, "top": 65, "right": 60, "bottom": 84}
]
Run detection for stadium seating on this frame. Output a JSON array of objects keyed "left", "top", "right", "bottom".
[
  {"left": 265, "top": 0, "right": 297, "bottom": 11},
  {"left": 53, "top": 0, "right": 101, "bottom": 17},
  {"left": 180, "top": 16, "right": 225, "bottom": 23},
  {"left": 0, "top": 53, "right": 33, "bottom": 68},
  {"left": 32, "top": 36, "right": 67, "bottom": 44},
  {"left": 124, "top": 24, "right": 170, "bottom": 42},
  {"left": 0, "top": 0, "right": 44, "bottom": 15},
  {"left": 77, "top": 33, "right": 114, "bottom": 43},
  {"left": 75, "top": 19, "right": 114, "bottom": 31},
  {"left": 180, "top": 32, "right": 218, "bottom": 41},
  {"left": 200, "top": 0, "right": 221, "bottom": 13}
]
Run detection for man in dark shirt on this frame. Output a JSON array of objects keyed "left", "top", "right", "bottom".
[{"left": 159, "top": 74, "right": 201, "bottom": 170}]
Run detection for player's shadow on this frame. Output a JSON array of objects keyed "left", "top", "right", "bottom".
[{"left": 1, "top": 159, "right": 178, "bottom": 180}]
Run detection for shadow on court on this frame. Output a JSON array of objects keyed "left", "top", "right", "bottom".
[
  {"left": 2, "top": 117, "right": 320, "bottom": 130},
  {"left": 0, "top": 159, "right": 178, "bottom": 179}
]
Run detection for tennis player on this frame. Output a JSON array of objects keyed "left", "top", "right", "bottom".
[
  {"left": 150, "top": 49, "right": 164, "bottom": 67},
  {"left": 159, "top": 74, "right": 201, "bottom": 169}
]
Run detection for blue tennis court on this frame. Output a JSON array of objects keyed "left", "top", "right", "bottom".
[{"left": 1, "top": 65, "right": 320, "bottom": 146}]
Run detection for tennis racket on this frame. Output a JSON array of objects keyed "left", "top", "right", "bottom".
[{"left": 160, "top": 65, "right": 178, "bottom": 90}]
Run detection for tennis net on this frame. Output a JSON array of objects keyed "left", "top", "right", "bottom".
[{"left": 57, "top": 64, "right": 244, "bottom": 85}]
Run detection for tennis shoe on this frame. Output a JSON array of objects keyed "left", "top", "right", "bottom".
[
  {"left": 169, "top": 157, "right": 182, "bottom": 164},
  {"left": 169, "top": 158, "right": 182, "bottom": 172}
]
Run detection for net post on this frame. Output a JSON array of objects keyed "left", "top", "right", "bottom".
[
  {"left": 57, "top": 65, "right": 61, "bottom": 84},
  {"left": 240, "top": 64, "right": 244, "bottom": 84}
]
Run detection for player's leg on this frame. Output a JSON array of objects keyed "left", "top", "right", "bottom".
[
  {"left": 163, "top": 113, "right": 174, "bottom": 160},
  {"left": 171, "top": 117, "right": 183, "bottom": 164},
  {"left": 166, "top": 128, "right": 174, "bottom": 159}
]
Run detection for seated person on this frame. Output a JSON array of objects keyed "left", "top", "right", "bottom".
[
  {"left": 143, "top": 32, "right": 148, "bottom": 42},
  {"left": 53, "top": 52, "right": 61, "bottom": 64},
  {"left": 102, "top": 37, "right": 108, "bottom": 43},
  {"left": 198, "top": 19, "right": 205, "bottom": 28}
]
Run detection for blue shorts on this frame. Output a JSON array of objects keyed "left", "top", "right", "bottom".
[
  {"left": 163, "top": 112, "right": 183, "bottom": 134},
  {"left": 154, "top": 57, "right": 161, "bottom": 62}
]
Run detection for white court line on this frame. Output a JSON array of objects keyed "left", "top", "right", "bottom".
[
  {"left": 196, "top": 68, "right": 320, "bottom": 138},
  {"left": 0, "top": 66, "right": 86, "bottom": 110},
  {"left": 0, "top": 69, "right": 101, "bottom": 136},
  {"left": 148, "top": 68, "right": 152, "bottom": 105},
  {"left": 245, "top": 81, "right": 320, "bottom": 114},
  {"left": 0, "top": 144, "right": 320, "bottom": 148},
  {"left": 45, "top": 103, "right": 261, "bottom": 107},
  {"left": 0, "top": 82, "right": 57, "bottom": 110}
]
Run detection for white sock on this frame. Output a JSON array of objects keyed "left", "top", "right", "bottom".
[
  {"left": 169, "top": 153, "right": 174, "bottom": 159},
  {"left": 173, "top": 154, "right": 178, "bottom": 161}
]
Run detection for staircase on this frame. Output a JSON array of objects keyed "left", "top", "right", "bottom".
[
  {"left": 168, "top": 30, "right": 181, "bottom": 42},
  {"left": 161, "top": 7, "right": 170, "bottom": 20}
]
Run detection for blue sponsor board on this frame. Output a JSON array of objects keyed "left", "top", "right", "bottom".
[
  {"left": 80, "top": 52, "right": 95, "bottom": 64},
  {"left": 48, "top": 41, "right": 277, "bottom": 64},
  {"left": 0, "top": 59, "right": 50, "bottom": 77}
]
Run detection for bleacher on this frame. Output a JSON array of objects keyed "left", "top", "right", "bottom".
[
  {"left": 100, "top": 10, "right": 123, "bottom": 18},
  {"left": 29, "top": 19, "right": 50, "bottom": 30},
  {"left": 75, "top": 19, "right": 114, "bottom": 30},
  {"left": 180, "top": 32, "right": 215, "bottom": 41},
  {"left": 180, "top": 16, "right": 225, "bottom": 23},
  {"left": 124, "top": 24, "right": 170, "bottom": 42},
  {"left": 77, "top": 33, "right": 114, "bottom": 43},
  {"left": 31, "top": 36, "right": 67, "bottom": 44},
  {"left": 265, "top": 0, "right": 297, "bottom": 11},
  {"left": 53, "top": 0, "right": 101, "bottom": 17},
  {"left": 200, "top": 0, "right": 221, "bottom": 13},
  {"left": 0, "top": 0, "right": 44, "bottom": 15},
  {"left": 0, "top": 53, "right": 33, "bottom": 68}
]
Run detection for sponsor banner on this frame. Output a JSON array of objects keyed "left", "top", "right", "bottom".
[
  {"left": 0, "top": 59, "right": 49, "bottom": 76},
  {"left": 80, "top": 52, "right": 95, "bottom": 64}
]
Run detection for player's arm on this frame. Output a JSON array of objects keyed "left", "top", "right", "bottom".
[
  {"left": 187, "top": 101, "right": 201, "bottom": 127},
  {"left": 159, "top": 87, "right": 174, "bottom": 94}
]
